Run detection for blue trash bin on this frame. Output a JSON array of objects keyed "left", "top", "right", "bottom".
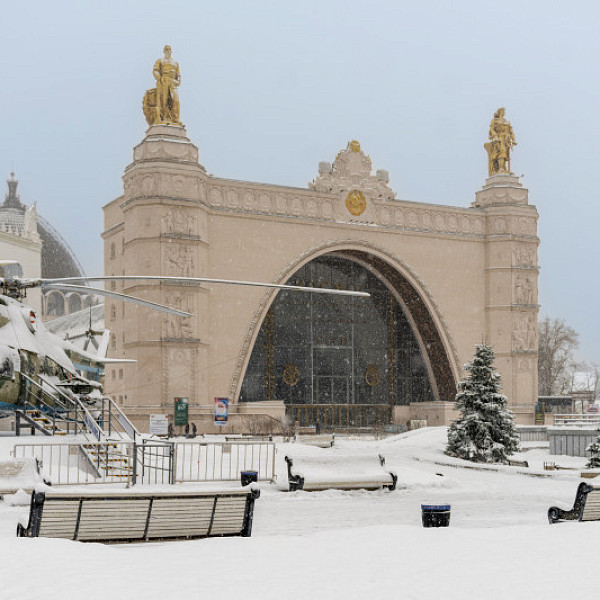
[{"left": 421, "top": 504, "right": 451, "bottom": 527}]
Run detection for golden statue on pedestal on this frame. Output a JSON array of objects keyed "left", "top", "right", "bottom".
[
  {"left": 484, "top": 107, "right": 517, "bottom": 176},
  {"left": 143, "top": 45, "right": 182, "bottom": 126}
]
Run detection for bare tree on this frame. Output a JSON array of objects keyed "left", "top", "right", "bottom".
[
  {"left": 571, "top": 361, "right": 600, "bottom": 403},
  {"left": 538, "top": 317, "right": 579, "bottom": 396}
]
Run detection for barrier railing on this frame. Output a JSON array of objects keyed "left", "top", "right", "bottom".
[
  {"left": 173, "top": 441, "right": 276, "bottom": 483},
  {"left": 553, "top": 414, "right": 600, "bottom": 427},
  {"left": 13, "top": 441, "right": 134, "bottom": 485},
  {"left": 12, "top": 440, "right": 276, "bottom": 485}
]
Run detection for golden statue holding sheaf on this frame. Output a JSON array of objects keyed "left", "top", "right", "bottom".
[
  {"left": 143, "top": 45, "right": 182, "bottom": 126},
  {"left": 484, "top": 107, "right": 517, "bottom": 176}
]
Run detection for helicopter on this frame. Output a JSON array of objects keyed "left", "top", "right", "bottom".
[{"left": 0, "top": 259, "right": 369, "bottom": 419}]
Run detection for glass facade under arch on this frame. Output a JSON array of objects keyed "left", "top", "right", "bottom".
[{"left": 240, "top": 255, "right": 435, "bottom": 425}]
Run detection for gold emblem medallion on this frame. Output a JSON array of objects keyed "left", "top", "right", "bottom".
[
  {"left": 349, "top": 140, "right": 361, "bottom": 153},
  {"left": 346, "top": 189, "right": 367, "bottom": 216},
  {"left": 283, "top": 364, "right": 300, "bottom": 387},
  {"left": 365, "top": 364, "right": 381, "bottom": 387}
]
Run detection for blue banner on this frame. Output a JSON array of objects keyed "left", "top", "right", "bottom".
[{"left": 214, "top": 397, "right": 228, "bottom": 426}]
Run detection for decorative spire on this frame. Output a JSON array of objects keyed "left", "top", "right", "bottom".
[{"left": 4, "top": 172, "right": 24, "bottom": 209}]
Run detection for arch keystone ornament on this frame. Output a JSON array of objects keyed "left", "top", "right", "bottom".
[{"left": 346, "top": 189, "right": 367, "bottom": 216}]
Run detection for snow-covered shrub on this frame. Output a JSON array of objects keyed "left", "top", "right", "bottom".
[
  {"left": 446, "top": 343, "right": 519, "bottom": 463},
  {"left": 586, "top": 430, "right": 600, "bottom": 468}
]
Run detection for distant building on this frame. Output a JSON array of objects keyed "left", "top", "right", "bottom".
[{"left": 1, "top": 173, "right": 96, "bottom": 318}]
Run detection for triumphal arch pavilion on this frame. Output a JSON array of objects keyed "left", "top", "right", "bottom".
[{"left": 103, "top": 49, "right": 539, "bottom": 433}]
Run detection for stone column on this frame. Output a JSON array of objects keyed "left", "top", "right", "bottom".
[{"left": 473, "top": 173, "right": 539, "bottom": 423}]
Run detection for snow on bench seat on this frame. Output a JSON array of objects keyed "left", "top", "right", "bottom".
[
  {"left": 17, "top": 487, "right": 260, "bottom": 542},
  {"left": 0, "top": 458, "right": 50, "bottom": 497},
  {"left": 285, "top": 453, "right": 397, "bottom": 491}
]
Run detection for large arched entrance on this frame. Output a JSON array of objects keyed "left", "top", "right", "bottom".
[{"left": 239, "top": 252, "right": 456, "bottom": 429}]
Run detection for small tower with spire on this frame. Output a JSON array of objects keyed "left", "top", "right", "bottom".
[{"left": 4, "top": 172, "right": 25, "bottom": 210}]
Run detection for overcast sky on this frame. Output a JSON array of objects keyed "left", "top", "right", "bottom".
[{"left": 2, "top": 0, "right": 600, "bottom": 362}]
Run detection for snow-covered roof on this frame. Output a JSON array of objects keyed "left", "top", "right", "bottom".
[{"left": 44, "top": 303, "right": 108, "bottom": 358}]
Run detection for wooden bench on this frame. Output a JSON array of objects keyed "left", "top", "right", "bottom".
[
  {"left": 507, "top": 459, "right": 529, "bottom": 468},
  {"left": 548, "top": 482, "right": 600, "bottom": 523},
  {"left": 17, "top": 487, "right": 260, "bottom": 542},
  {"left": 296, "top": 434, "right": 335, "bottom": 448},
  {"left": 285, "top": 454, "right": 397, "bottom": 492},
  {"left": 0, "top": 458, "right": 50, "bottom": 498}
]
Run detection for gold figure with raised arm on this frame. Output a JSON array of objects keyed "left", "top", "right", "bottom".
[
  {"left": 484, "top": 107, "right": 517, "bottom": 176},
  {"left": 143, "top": 45, "right": 182, "bottom": 126}
]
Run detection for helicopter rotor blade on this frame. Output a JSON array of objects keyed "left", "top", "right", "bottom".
[
  {"left": 42, "top": 284, "right": 192, "bottom": 317},
  {"left": 40, "top": 276, "right": 370, "bottom": 297}
]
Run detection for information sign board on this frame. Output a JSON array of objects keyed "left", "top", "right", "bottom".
[
  {"left": 174, "top": 398, "right": 189, "bottom": 426},
  {"left": 149, "top": 414, "right": 169, "bottom": 435}
]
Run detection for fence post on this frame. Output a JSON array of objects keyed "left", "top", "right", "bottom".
[
  {"left": 132, "top": 442, "right": 138, "bottom": 486},
  {"left": 171, "top": 442, "right": 177, "bottom": 484}
]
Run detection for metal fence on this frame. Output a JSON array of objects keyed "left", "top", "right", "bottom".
[
  {"left": 12, "top": 440, "right": 276, "bottom": 486},
  {"left": 516, "top": 426, "right": 548, "bottom": 442},
  {"left": 553, "top": 414, "right": 600, "bottom": 427},
  {"left": 12, "top": 441, "right": 135, "bottom": 486},
  {"left": 173, "top": 441, "right": 276, "bottom": 483}
]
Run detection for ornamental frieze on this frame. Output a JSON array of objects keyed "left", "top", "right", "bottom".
[{"left": 206, "top": 181, "right": 496, "bottom": 238}]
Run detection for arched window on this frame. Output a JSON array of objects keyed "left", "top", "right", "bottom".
[
  {"left": 46, "top": 291, "right": 66, "bottom": 317},
  {"left": 239, "top": 255, "right": 436, "bottom": 427},
  {"left": 68, "top": 294, "right": 82, "bottom": 313}
]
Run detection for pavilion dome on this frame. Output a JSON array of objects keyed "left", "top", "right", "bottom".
[{"left": 1, "top": 172, "right": 85, "bottom": 279}]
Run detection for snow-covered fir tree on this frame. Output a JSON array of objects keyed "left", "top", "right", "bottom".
[
  {"left": 586, "top": 430, "right": 600, "bottom": 468},
  {"left": 446, "top": 343, "right": 519, "bottom": 463}
]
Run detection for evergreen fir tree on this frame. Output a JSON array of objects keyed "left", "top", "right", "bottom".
[
  {"left": 586, "top": 430, "right": 600, "bottom": 468},
  {"left": 446, "top": 343, "right": 519, "bottom": 463}
]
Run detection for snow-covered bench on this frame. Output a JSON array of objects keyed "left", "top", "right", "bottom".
[
  {"left": 0, "top": 458, "right": 50, "bottom": 497},
  {"left": 284, "top": 453, "right": 397, "bottom": 491},
  {"left": 548, "top": 482, "right": 600, "bottom": 523},
  {"left": 17, "top": 487, "right": 260, "bottom": 542}
]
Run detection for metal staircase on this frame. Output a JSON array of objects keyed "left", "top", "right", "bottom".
[
  {"left": 79, "top": 442, "right": 133, "bottom": 479},
  {"left": 14, "top": 372, "right": 139, "bottom": 443}
]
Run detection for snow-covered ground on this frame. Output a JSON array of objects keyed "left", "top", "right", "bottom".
[{"left": 0, "top": 428, "right": 596, "bottom": 600}]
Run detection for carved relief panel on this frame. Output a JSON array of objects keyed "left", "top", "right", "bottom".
[
  {"left": 164, "top": 243, "right": 195, "bottom": 277},
  {"left": 161, "top": 208, "right": 197, "bottom": 236},
  {"left": 512, "top": 311, "right": 538, "bottom": 352}
]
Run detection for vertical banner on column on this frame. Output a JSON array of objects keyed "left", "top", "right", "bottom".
[{"left": 214, "top": 397, "right": 229, "bottom": 426}]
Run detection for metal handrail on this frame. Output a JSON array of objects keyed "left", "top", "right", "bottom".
[
  {"left": 19, "top": 372, "right": 101, "bottom": 441},
  {"left": 99, "top": 395, "right": 140, "bottom": 441}
]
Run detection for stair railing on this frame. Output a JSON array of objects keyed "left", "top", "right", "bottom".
[{"left": 18, "top": 372, "right": 103, "bottom": 441}]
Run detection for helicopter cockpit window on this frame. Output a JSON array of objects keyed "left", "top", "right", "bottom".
[{"left": 0, "top": 348, "right": 18, "bottom": 379}]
